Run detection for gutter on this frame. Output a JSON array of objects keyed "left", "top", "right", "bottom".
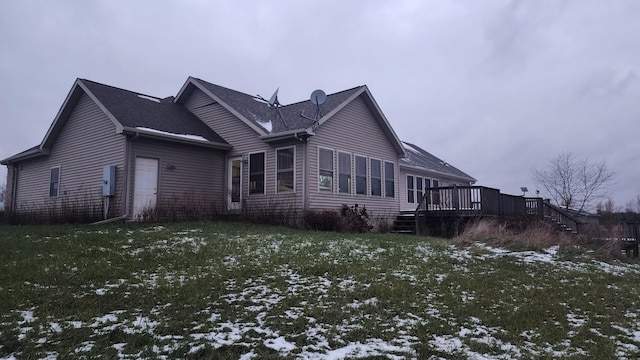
[
  {"left": 260, "top": 129, "right": 314, "bottom": 143},
  {"left": 121, "top": 127, "right": 232, "bottom": 150}
]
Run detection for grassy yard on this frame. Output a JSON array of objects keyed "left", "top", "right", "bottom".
[{"left": 0, "top": 221, "right": 639, "bottom": 359}]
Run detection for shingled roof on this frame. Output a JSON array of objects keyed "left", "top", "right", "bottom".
[
  {"left": 401, "top": 141, "right": 476, "bottom": 183},
  {"left": 192, "top": 78, "right": 363, "bottom": 134},
  {"left": 80, "top": 79, "right": 228, "bottom": 144}
]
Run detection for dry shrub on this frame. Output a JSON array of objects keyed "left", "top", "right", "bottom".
[{"left": 455, "top": 219, "right": 575, "bottom": 251}]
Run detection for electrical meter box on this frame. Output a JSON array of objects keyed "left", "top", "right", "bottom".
[{"left": 103, "top": 165, "right": 116, "bottom": 196}]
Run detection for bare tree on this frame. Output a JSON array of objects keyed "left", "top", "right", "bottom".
[
  {"left": 532, "top": 152, "right": 615, "bottom": 213},
  {"left": 624, "top": 194, "right": 640, "bottom": 213},
  {"left": 597, "top": 197, "right": 617, "bottom": 214},
  {"left": 0, "top": 181, "right": 5, "bottom": 203}
]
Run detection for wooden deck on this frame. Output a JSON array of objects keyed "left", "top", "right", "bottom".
[{"left": 414, "top": 186, "right": 581, "bottom": 236}]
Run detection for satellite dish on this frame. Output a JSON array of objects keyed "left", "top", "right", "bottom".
[
  {"left": 268, "top": 88, "right": 280, "bottom": 106},
  {"left": 310, "top": 89, "right": 326, "bottom": 105}
]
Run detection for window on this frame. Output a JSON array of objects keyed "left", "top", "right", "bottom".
[
  {"left": 277, "top": 147, "right": 294, "bottom": 193},
  {"left": 49, "top": 166, "right": 60, "bottom": 197},
  {"left": 407, "top": 175, "right": 414, "bottom": 203},
  {"left": 370, "top": 159, "right": 381, "bottom": 196},
  {"left": 355, "top": 156, "right": 367, "bottom": 195},
  {"left": 338, "top": 152, "right": 351, "bottom": 194},
  {"left": 416, "top": 177, "right": 423, "bottom": 203},
  {"left": 384, "top": 162, "right": 395, "bottom": 198},
  {"left": 319, "top": 148, "right": 333, "bottom": 192},
  {"left": 249, "top": 152, "right": 265, "bottom": 194}
]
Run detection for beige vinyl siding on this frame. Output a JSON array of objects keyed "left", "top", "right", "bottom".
[
  {"left": 128, "top": 139, "right": 225, "bottom": 214},
  {"left": 183, "top": 88, "right": 304, "bottom": 211},
  {"left": 307, "top": 95, "right": 400, "bottom": 216},
  {"left": 14, "top": 92, "right": 126, "bottom": 217}
]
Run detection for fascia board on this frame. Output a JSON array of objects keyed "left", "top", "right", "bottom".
[
  {"left": 0, "top": 148, "right": 46, "bottom": 164},
  {"left": 181, "top": 78, "right": 268, "bottom": 136},
  {"left": 360, "top": 86, "right": 407, "bottom": 157},
  {"left": 40, "top": 79, "right": 124, "bottom": 150},
  {"left": 310, "top": 86, "right": 407, "bottom": 157}
]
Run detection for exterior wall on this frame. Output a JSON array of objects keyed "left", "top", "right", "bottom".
[
  {"left": 12, "top": 92, "right": 126, "bottom": 218},
  {"left": 128, "top": 138, "right": 226, "bottom": 216},
  {"left": 183, "top": 88, "right": 304, "bottom": 212},
  {"left": 306, "top": 95, "right": 401, "bottom": 217}
]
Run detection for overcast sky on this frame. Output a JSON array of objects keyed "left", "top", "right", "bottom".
[{"left": 1, "top": 0, "right": 638, "bottom": 210}]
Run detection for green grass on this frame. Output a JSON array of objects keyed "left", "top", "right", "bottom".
[{"left": 1, "top": 221, "right": 639, "bottom": 359}]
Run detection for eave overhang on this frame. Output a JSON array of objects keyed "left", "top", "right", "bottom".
[
  {"left": 0, "top": 147, "right": 49, "bottom": 165},
  {"left": 260, "top": 128, "right": 314, "bottom": 144},
  {"left": 399, "top": 163, "right": 477, "bottom": 184}
]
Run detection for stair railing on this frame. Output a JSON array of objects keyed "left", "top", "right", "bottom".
[{"left": 541, "top": 201, "right": 580, "bottom": 233}]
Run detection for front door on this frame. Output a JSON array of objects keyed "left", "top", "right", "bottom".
[
  {"left": 133, "top": 157, "right": 158, "bottom": 219},
  {"left": 227, "top": 157, "right": 242, "bottom": 211}
]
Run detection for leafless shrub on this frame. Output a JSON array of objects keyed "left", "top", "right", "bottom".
[
  {"left": 242, "top": 199, "right": 298, "bottom": 227},
  {"left": 374, "top": 215, "right": 394, "bottom": 233},
  {"left": 137, "top": 191, "right": 223, "bottom": 222},
  {"left": 6, "top": 193, "right": 103, "bottom": 224},
  {"left": 455, "top": 219, "right": 575, "bottom": 251}
]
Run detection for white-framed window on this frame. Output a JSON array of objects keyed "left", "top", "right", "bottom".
[
  {"left": 416, "top": 176, "right": 424, "bottom": 203},
  {"left": 384, "top": 161, "right": 395, "bottom": 198},
  {"left": 407, "top": 175, "right": 415, "bottom": 203},
  {"left": 370, "top": 158, "right": 382, "bottom": 197},
  {"left": 249, "top": 152, "right": 265, "bottom": 194},
  {"left": 338, "top": 152, "right": 352, "bottom": 194},
  {"left": 318, "top": 147, "right": 334, "bottom": 192},
  {"left": 355, "top": 155, "right": 367, "bottom": 195},
  {"left": 276, "top": 147, "right": 295, "bottom": 193},
  {"left": 50, "top": 166, "right": 61, "bottom": 197}
]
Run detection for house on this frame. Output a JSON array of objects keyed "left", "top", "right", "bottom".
[{"left": 1, "top": 77, "right": 476, "bottom": 224}]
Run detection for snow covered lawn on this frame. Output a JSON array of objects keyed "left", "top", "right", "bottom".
[{"left": 0, "top": 222, "right": 639, "bottom": 359}]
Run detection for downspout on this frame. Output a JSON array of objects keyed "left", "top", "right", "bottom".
[
  {"left": 294, "top": 132, "right": 308, "bottom": 212},
  {"left": 10, "top": 164, "right": 19, "bottom": 212},
  {"left": 93, "top": 132, "right": 138, "bottom": 225}
]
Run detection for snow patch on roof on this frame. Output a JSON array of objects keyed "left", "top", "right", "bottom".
[
  {"left": 258, "top": 120, "right": 272, "bottom": 133},
  {"left": 137, "top": 94, "right": 161, "bottom": 103},
  {"left": 135, "top": 127, "right": 209, "bottom": 142},
  {"left": 402, "top": 142, "right": 421, "bottom": 154}
]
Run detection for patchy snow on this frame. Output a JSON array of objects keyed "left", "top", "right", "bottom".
[
  {"left": 258, "top": 119, "right": 273, "bottom": 133},
  {"left": 6, "top": 228, "right": 640, "bottom": 359},
  {"left": 135, "top": 127, "right": 209, "bottom": 142},
  {"left": 137, "top": 94, "right": 161, "bottom": 103}
]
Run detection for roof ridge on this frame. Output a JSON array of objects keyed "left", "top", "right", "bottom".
[
  {"left": 79, "top": 78, "right": 162, "bottom": 99},
  {"left": 282, "top": 85, "right": 365, "bottom": 108}
]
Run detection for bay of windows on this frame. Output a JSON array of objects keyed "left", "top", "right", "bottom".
[
  {"left": 319, "top": 148, "right": 333, "bottom": 192},
  {"left": 249, "top": 152, "right": 265, "bottom": 194},
  {"left": 338, "top": 152, "right": 351, "bottom": 194},
  {"left": 277, "top": 147, "right": 294, "bottom": 193}
]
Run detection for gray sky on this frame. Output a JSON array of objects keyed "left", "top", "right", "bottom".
[{"left": 1, "top": 0, "right": 639, "bottom": 209}]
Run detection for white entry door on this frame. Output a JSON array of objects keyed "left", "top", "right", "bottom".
[
  {"left": 133, "top": 157, "right": 158, "bottom": 219},
  {"left": 227, "top": 157, "right": 242, "bottom": 211}
]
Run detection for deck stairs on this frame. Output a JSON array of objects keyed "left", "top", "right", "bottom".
[{"left": 392, "top": 212, "right": 416, "bottom": 234}]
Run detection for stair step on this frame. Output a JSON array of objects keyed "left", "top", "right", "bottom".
[{"left": 392, "top": 214, "right": 416, "bottom": 234}]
